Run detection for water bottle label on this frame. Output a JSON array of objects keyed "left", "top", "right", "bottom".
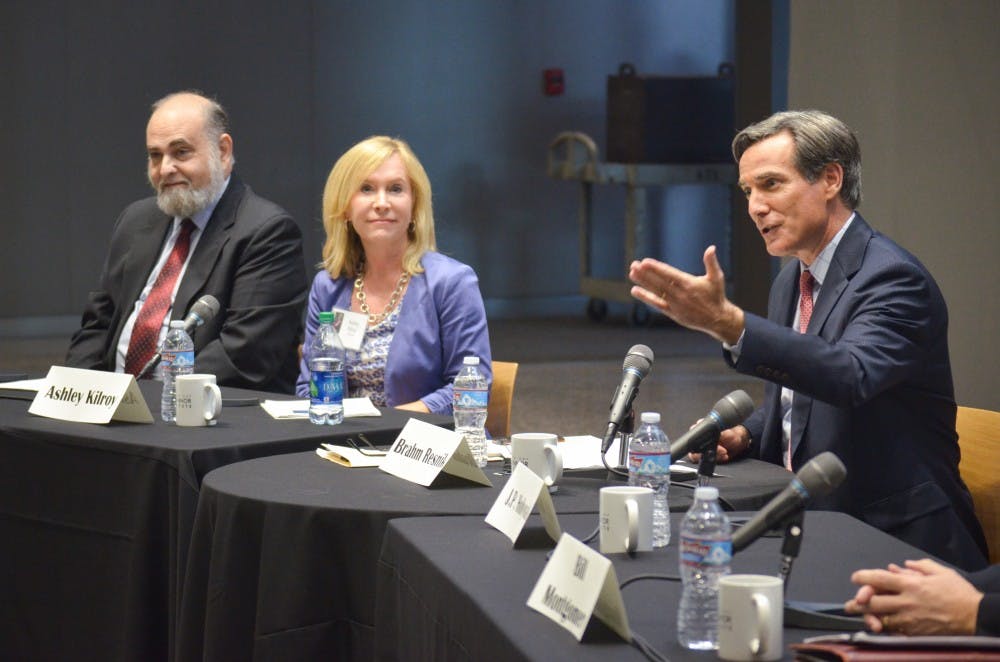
[
  {"left": 628, "top": 451, "right": 670, "bottom": 476},
  {"left": 310, "top": 370, "right": 344, "bottom": 404},
  {"left": 160, "top": 350, "right": 175, "bottom": 368},
  {"left": 454, "top": 388, "right": 488, "bottom": 408},
  {"left": 173, "top": 350, "right": 194, "bottom": 369},
  {"left": 680, "top": 536, "right": 732, "bottom": 567}
]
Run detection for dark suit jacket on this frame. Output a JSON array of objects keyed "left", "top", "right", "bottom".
[
  {"left": 66, "top": 177, "right": 307, "bottom": 393},
  {"left": 968, "top": 565, "right": 1000, "bottom": 635},
  {"left": 727, "top": 215, "right": 988, "bottom": 571}
]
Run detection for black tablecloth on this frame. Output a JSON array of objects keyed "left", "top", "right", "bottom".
[
  {"left": 0, "top": 382, "right": 447, "bottom": 662},
  {"left": 176, "top": 451, "right": 791, "bottom": 661},
  {"left": 375, "top": 511, "right": 931, "bottom": 661}
]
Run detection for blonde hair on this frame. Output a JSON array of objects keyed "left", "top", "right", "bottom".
[{"left": 320, "top": 136, "right": 436, "bottom": 278}]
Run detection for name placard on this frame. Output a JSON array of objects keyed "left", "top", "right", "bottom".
[
  {"left": 332, "top": 307, "right": 368, "bottom": 351},
  {"left": 380, "top": 418, "right": 492, "bottom": 487},
  {"left": 485, "top": 462, "right": 562, "bottom": 544},
  {"left": 526, "top": 533, "right": 631, "bottom": 643},
  {"left": 28, "top": 366, "right": 154, "bottom": 424}
]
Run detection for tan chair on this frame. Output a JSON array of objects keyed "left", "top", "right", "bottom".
[
  {"left": 956, "top": 405, "right": 1000, "bottom": 564},
  {"left": 486, "top": 361, "right": 519, "bottom": 439}
]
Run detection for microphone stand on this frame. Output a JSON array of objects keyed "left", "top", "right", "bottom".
[
  {"left": 616, "top": 408, "right": 636, "bottom": 471},
  {"left": 137, "top": 353, "right": 162, "bottom": 380},
  {"left": 778, "top": 511, "right": 804, "bottom": 583},
  {"left": 696, "top": 445, "right": 717, "bottom": 487},
  {"left": 779, "top": 512, "right": 866, "bottom": 631}
]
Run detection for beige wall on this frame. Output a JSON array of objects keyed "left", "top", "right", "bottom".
[{"left": 789, "top": 0, "right": 1000, "bottom": 410}]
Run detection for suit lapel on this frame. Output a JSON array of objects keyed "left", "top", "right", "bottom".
[
  {"left": 807, "top": 215, "right": 872, "bottom": 336},
  {"left": 173, "top": 178, "right": 243, "bottom": 318}
]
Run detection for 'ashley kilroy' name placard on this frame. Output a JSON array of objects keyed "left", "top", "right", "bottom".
[{"left": 29, "top": 366, "right": 153, "bottom": 424}]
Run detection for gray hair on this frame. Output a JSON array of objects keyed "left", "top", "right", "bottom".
[
  {"left": 151, "top": 90, "right": 232, "bottom": 149},
  {"left": 732, "top": 110, "right": 862, "bottom": 209}
]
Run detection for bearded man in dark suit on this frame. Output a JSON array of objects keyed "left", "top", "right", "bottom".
[{"left": 66, "top": 91, "right": 307, "bottom": 392}]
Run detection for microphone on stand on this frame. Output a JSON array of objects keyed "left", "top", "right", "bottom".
[
  {"left": 669, "top": 390, "right": 756, "bottom": 460},
  {"left": 600, "top": 344, "right": 655, "bottom": 455},
  {"left": 137, "top": 295, "right": 220, "bottom": 379},
  {"left": 729, "top": 451, "right": 862, "bottom": 631},
  {"left": 731, "top": 451, "right": 847, "bottom": 553}
]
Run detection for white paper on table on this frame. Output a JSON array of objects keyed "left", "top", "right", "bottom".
[
  {"left": 558, "top": 434, "right": 698, "bottom": 474},
  {"left": 260, "top": 397, "right": 381, "bottom": 420},
  {"left": 486, "top": 440, "right": 511, "bottom": 462},
  {"left": 0, "top": 378, "right": 47, "bottom": 391},
  {"left": 343, "top": 397, "right": 381, "bottom": 417},
  {"left": 558, "top": 435, "right": 618, "bottom": 470}
]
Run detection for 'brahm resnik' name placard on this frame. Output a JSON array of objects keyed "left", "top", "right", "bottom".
[
  {"left": 380, "top": 418, "right": 492, "bottom": 487},
  {"left": 29, "top": 366, "right": 154, "bottom": 424}
]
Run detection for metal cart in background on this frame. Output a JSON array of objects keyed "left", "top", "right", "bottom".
[{"left": 547, "top": 131, "right": 737, "bottom": 325}]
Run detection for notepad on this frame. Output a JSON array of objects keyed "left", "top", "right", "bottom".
[{"left": 315, "top": 445, "right": 384, "bottom": 468}]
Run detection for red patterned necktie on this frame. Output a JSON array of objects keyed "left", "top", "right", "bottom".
[
  {"left": 788, "top": 269, "right": 815, "bottom": 470},
  {"left": 125, "top": 219, "right": 196, "bottom": 376},
  {"left": 798, "top": 270, "right": 814, "bottom": 334}
]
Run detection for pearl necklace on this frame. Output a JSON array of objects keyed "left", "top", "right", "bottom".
[{"left": 354, "top": 271, "right": 409, "bottom": 325}]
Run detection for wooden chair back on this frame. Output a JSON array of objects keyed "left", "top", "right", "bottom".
[
  {"left": 485, "top": 361, "right": 519, "bottom": 439},
  {"left": 957, "top": 405, "right": 1000, "bottom": 563}
]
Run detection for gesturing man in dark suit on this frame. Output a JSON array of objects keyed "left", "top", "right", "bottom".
[
  {"left": 66, "top": 91, "right": 307, "bottom": 393},
  {"left": 629, "top": 110, "right": 987, "bottom": 570}
]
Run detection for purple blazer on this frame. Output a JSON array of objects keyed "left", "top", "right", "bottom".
[{"left": 296, "top": 251, "right": 492, "bottom": 415}]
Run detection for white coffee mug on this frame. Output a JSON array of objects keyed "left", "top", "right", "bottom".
[
  {"left": 174, "top": 374, "right": 222, "bottom": 427},
  {"left": 599, "top": 486, "right": 653, "bottom": 553},
  {"left": 510, "top": 433, "right": 563, "bottom": 486},
  {"left": 718, "top": 574, "right": 783, "bottom": 661}
]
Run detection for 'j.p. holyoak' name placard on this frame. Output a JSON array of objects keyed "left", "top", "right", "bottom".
[{"left": 485, "top": 461, "right": 562, "bottom": 544}]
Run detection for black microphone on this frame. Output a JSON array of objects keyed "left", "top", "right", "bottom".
[
  {"left": 137, "top": 295, "right": 221, "bottom": 379},
  {"left": 669, "top": 390, "right": 755, "bottom": 459},
  {"left": 732, "top": 451, "right": 847, "bottom": 552},
  {"left": 600, "top": 344, "right": 654, "bottom": 453}
]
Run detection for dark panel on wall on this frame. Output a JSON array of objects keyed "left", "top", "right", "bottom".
[
  {"left": 0, "top": 1, "right": 315, "bottom": 321},
  {"left": 730, "top": 0, "right": 777, "bottom": 316}
]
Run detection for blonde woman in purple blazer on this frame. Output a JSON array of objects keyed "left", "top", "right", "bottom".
[{"left": 296, "top": 136, "right": 491, "bottom": 415}]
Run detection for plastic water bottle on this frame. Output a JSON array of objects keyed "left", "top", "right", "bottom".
[
  {"left": 308, "top": 311, "right": 345, "bottom": 425},
  {"left": 453, "top": 356, "right": 488, "bottom": 467},
  {"left": 160, "top": 320, "right": 194, "bottom": 423},
  {"left": 628, "top": 411, "right": 671, "bottom": 547},
  {"left": 677, "top": 485, "right": 732, "bottom": 650}
]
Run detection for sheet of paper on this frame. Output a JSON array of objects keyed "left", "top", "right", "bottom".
[
  {"left": 260, "top": 397, "right": 381, "bottom": 420},
  {"left": 0, "top": 378, "right": 47, "bottom": 391},
  {"left": 558, "top": 435, "right": 700, "bottom": 474},
  {"left": 559, "top": 435, "right": 617, "bottom": 470},
  {"left": 486, "top": 440, "right": 511, "bottom": 462}
]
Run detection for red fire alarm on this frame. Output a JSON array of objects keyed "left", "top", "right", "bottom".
[{"left": 543, "top": 68, "right": 564, "bottom": 96}]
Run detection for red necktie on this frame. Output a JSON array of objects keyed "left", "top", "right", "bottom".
[
  {"left": 125, "top": 220, "right": 196, "bottom": 376},
  {"left": 788, "top": 269, "right": 815, "bottom": 470},
  {"left": 798, "top": 270, "right": 814, "bottom": 334}
]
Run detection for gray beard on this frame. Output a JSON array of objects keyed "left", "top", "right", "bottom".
[{"left": 154, "top": 158, "right": 226, "bottom": 218}]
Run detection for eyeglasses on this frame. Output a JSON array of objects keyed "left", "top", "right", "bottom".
[{"left": 344, "top": 433, "right": 386, "bottom": 457}]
